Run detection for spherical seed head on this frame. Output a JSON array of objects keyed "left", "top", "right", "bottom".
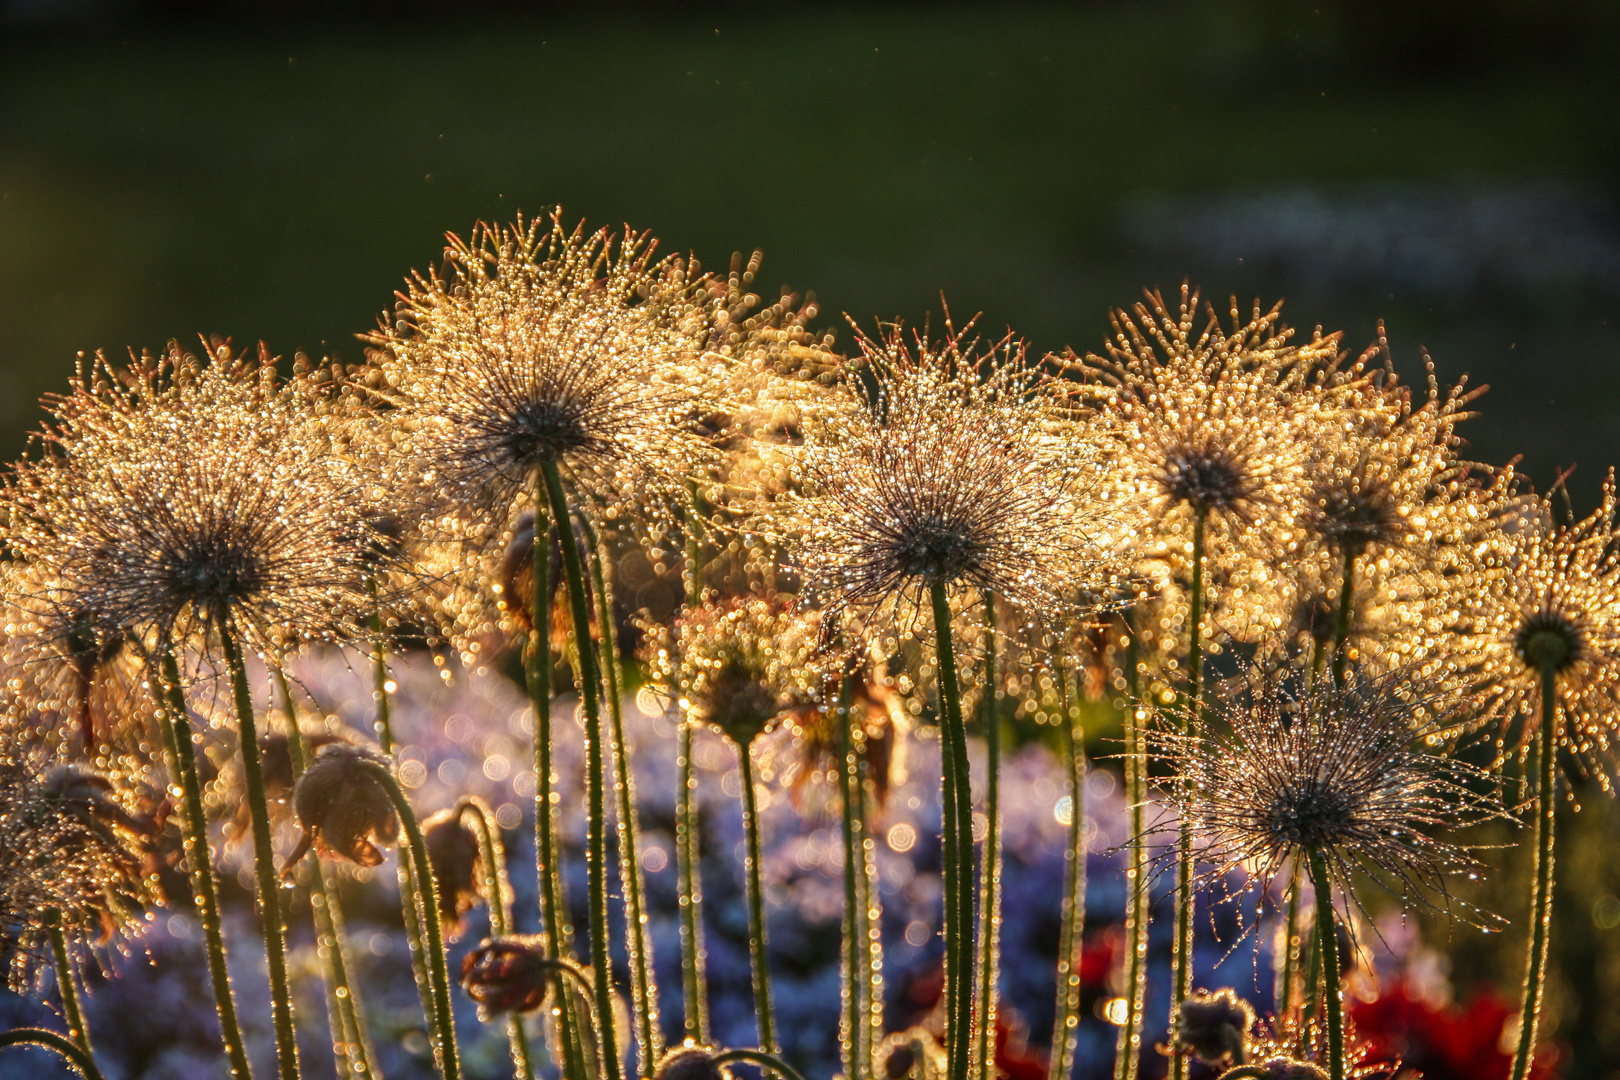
[
  {"left": 787, "top": 312, "right": 1125, "bottom": 638},
  {"left": 1173, "top": 988, "right": 1254, "bottom": 1064},
  {"left": 290, "top": 743, "right": 399, "bottom": 867},
  {"left": 1, "top": 343, "right": 378, "bottom": 660},
  {"left": 365, "top": 211, "right": 720, "bottom": 538},
  {"left": 459, "top": 934, "right": 558, "bottom": 1018},
  {"left": 1150, "top": 665, "right": 1499, "bottom": 925},
  {"left": 422, "top": 805, "right": 485, "bottom": 939},
  {"left": 651, "top": 1045, "right": 726, "bottom": 1080},
  {"left": 1466, "top": 472, "right": 1620, "bottom": 790}
]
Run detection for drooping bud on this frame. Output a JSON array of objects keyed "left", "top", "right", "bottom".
[
  {"left": 422, "top": 806, "right": 483, "bottom": 938},
  {"left": 1255, "top": 1059, "right": 1329, "bottom": 1080},
  {"left": 460, "top": 934, "right": 568, "bottom": 1019},
  {"left": 650, "top": 1044, "right": 726, "bottom": 1080},
  {"left": 1173, "top": 988, "right": 1254, "bottom": 1065},
  {"left": 287, "top": 744, "right": 398, "bottom": 868}
]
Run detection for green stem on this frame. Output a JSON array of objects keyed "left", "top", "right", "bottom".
[
  {"left": 582, "top": 520, "right": 662, "bottom": 1074},
  {"left": 711, "top": 1048, "right": 813, "bottom": 1080},
  {"left": 852, "top": 683, "right": 885, "bottom": 1073},
  {"left": 218, "top": 628, "right": 301, "bottom": 1080},
  {"left": 457, "top": 799, "right": 535, "bottom": 1080},
  {"left": 1049, "top": 665, "right": 1086, "bottom": 1080},
  {"left": 736, "top": 742, "right": 778, "bottom": 1053},
  {"left": 524, "top": 497, "right": 591, "bottom": 1080},
  {"left": 157, "top": 654, "right": 254, "bottom": 1080},
  {"left": 836, "top": 668, "right": 864, "bottom": 1079},
  {"left": 1276, "top": 861, "right": 1303, "bottom": 1019},
  {"left": 973, "top": 597, "right": 1002, "bottom": 1080},
  {"left": 274, "top": 669, "right": 378, "bottom": 1080},
  {"left": 929, "top": 580, "right": 976, "bottom": 1080},
  {"left": 1114, "top": 619, "right": 1147, "bottom": 1080},
  {"left": 0, "top": 1027, "right": 107, "bottom": 1080},
  {"left": 1510, "top": 668, "right": 1559, "bottom": 1080},
  {"left": 1170, "top": 508, "right": 1207, "bottom": 1080},
  {"left": 45, "top": 912, "right": 90, "bottom": 1056},
  {"left": 356, "top": 762, "right": 462, "bottom": 1080},
  {"left": 541, "top": 459, "right": 624, "bottom": 1080},
  {"left": 1305, "top": 849, "right": 1343, "bottom": 1080},
  {"left": 1330, "top": 548, "right": 1356, "bottom": 685},
  {"left": 677, "top": 498, "right": 711, "bottom": 1044}
]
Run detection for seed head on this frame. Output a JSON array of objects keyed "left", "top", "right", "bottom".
[
  {"left": 288, "top": 743, "right": 399, "bottom": 868},
  {"left": 1173, "top": 988, "right": 1254, "bottom": 1065}
]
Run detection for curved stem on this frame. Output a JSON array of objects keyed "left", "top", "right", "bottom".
[
  {"left": 736, "top": 742, "right": 778, "bottom": 1053},
  {"left": 1305, "top": 849, "right": 1343, "bottom": 1080},
  {"left": 157, "top": 654, "right": 253, "bottom": 1080},
  {"left": 458, "top": 800, "right": 536, "bottom": 1080},
  {"left": 712, "top": 1048, "right": 812, "bottom": 1080},
  {"left": 274, "top": 669, "right": 378, "bottom": 1080},
  {"left": 1113, "top": 619, "right": 1147, "bottom": 1080},
  {"left": 1214, "top": 1069, "right": 1272, "bottom": 1080},
  {"left": 929, "top": 580, "right": 976, "bottom": 1080},
  {"left": 582, "top": 519, "right": 662, "bottom": 1074},
  {"left": 1510, "top": 668, "right": 1559, "bottom": 1080},
  {"left": 0, "top": 1027, "right": 107, "bottom": 1080},
  {"left": 45, "top": 912, "right": 90, "bottom": 1056},
  {"left": 973, "top": 596, "right": 1002, "bottom": 1080},
  {"left": 1330, "top": 548, "right": 1357, "bottom": 685},
  {"left": 219, "top": 628, "right": 301, "bottom": 1080},
  {"left": 836, "top": 667, "right": 864, "bottom": 1079},
  {"left": 677, "top": 498, "right": 711, "bottom": 1044},
  {"left": 542, "top": 460, "right": 624, "bottom": 1080},
  {"left": 356, "top": 761, "right": 462, "bottom": 1080},
  {"left": 1048, "top": 665, "right": 1085, "bottom": 1080},
  {"left": 1170, "top": 507, "right": 1207, "bottom": 1080}
]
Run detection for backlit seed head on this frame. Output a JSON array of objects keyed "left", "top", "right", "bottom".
[
  {"left": 288, "top": 744, "right": 399, "bottom": 868},
  {"left": 1173, "top": 988, "right": 1254, "bottom": 1065}
]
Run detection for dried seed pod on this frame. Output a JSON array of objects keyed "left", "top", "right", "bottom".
[
  {"left": 459, "top": 934, "right": 569, "bottom": 1019},
  {"left": 1173, "top": 988, "right": 1253, "bottom": 1065},
  {"left": 650, "top": 1044, "right": 726, "bottom": 1080},
  {"left": 422, "top": 806, "right": 483, "bottom": 938},
  {"left": 287, "top": 744, "right": 398, "bottom": 868}
]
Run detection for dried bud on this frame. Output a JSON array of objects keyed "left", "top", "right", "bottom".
[
  {"left": 1173, "top": 988, "right": 1253, "bottom": 1065},
  {"left": 422, "top": 806, "right": 483, "bottom": 939},
  {"left": 460, "top": 934, "right": 566, "bottom": 1019},
  {"left": 288, "top": 744, "right": 398, "bottom": 868},
  {"left": 1255, "top": 1060, "right": 1329, "bottom": 1080},
  {"left": 650, "top": 1044, "right": 725, "bottom": 1080}
]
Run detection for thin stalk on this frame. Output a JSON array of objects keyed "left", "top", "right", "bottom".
[
  {"left": 354, "top": 762, "right": 462, "bottom": 1080},
  {"left": 1048, "top": 666, "right": 1086, "bottom": 1080},
  {"left": 1275, "top": 862, "right": 1303, "bottom": 1018},
  {"left": 972, "top": 597, "right": 1002, "bottom": 1080},
  {"left": 929, "top": 580, "right": 976, "bottom": 1080},
  {"left": 0, "top": 1027, "right": 107, "bottom": 1080},
  {"left": 218, "top": 628, "right": 301, "bottom": 1080},
  {"left": 525, "top": 496, "right": 590, "bottom": 1080},
  {"left": 541, "top": 459, "right": 624, "bottom": 1080},
  {"left": 676, "top": 497, "right": 711, "bottom": 1043},
  {"left": 274, "top": 669, "right": 378, "bottom": 1080},
  {"left": 1113, "top": 620, "right": 1147, "bottom": 1080},
  {"left": 457, "top": 799, "right": 535, "bottom": 1080},
  {"left": 711, "top": 1048, "right": 812, "bottom": 1080},
  {"left": 836, "top": 668, "right": 864, "bottom": 1079},
  {"left": 1170, "top": 508, "right": 1207, "bottom": 1080},
  {"left": 368, "top": 577, "right": 437, "bottom": 1050},
  {"left": 1305, "top": 849, "right": 1343, "bottom": 1080},
  {"left": 157, "top": 653, "right": 253, "bottom": 1080},
  {"left": 1330, "top": 548, "right": 1357, "bottom": 685},
  {"left": 45, "top": 912, "right": 89, "bottom": 1056},
  {"left": 858, "top": 774, "right": 885, "bottom": 1076},
  {"left": 1509, "top": 668, "right": 1559, "bottom": 1080},
  {"left": 736, "top": 742, "right": 778, "bottom": 1053},
  {"left": 582, "top": 520, "right": 662, "bottom": 1074}
]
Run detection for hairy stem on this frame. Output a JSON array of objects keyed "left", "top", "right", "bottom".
[
  {"left": 542, "top": 460, "right": 624, "bottom": 1080},
  {"left": 0, "top": 1027, "right": 107, "bottom": 1080},
  {"left": 1275, "top": 861, "right": 1303, "bottom": 1019},
  {"left": 737, "top": 742, "right": 778, "bottom": 1053},
  {"left": 1510, "top": 668, "right": 1559, "bottom": 1080},
  {"left": 1306, "top": 849, "right": 1343, "bottom": 1080},
  {"left": 836, "top": 667, "right": 865, "bottom": 1078},
  {"left": 45, "top": 912, "right": 90, "bottom": 1056},
  {"left": 1170, "top": 508, "right": 1207, "bottom": 1080},
  {"left": 930, "top": 580, "right": 977, "bottom": 1080},
  {"left": 1330, "top": 548, "right": 1357, "bottom": 685},
  {"left": 219, "top": 628, "right": 301, "bottom": 1080},
  {"left": 457, "top": 799, "right": 535, "bottom": 1080},
  {"left": 973, "top": 596, "right": 1003, "bottom": 1080},
  {"left": 1049, "top": 665, "right": 1087, "bottom": 1080},
  {"left": 677, "top": 496, "right": 711, "bottom": 1043},
  {"left": 158, "top": 654, "right": 253, "bottom": 1080},
  {"left": 582, "top": 520, "right": 662, "bottom": 1074},
  {"left": 1113, "top": 619, "right": 1147, "bottom": 1080}
]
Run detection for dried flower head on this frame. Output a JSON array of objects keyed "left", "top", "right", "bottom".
[
  {"left": 288, "top": 743, "right": 399, "bottom": 868},
  {"left": 364, "top": 211, "right": 719, "bottom": 537},
  {"left": 1, "top": 342, "right": 377, "bottom": 660},
  {"left": 1173, "top": 988, "right": 1254, "bottom": 1065},
  {"left": 650, "top": 1044, "right": 727, "bottom": 1080},
  {"left": 787, "top": 311, "right": 1122, "bottom": 638},
  {"left": 1465, "top": 473, "right": 1620, "bottom": 790},
  {"left": 1148, "top": 665, "right": 1498, "bottom": 927},
  {"left": 422, "top": 804, "right": 484, "bottom": 939}
]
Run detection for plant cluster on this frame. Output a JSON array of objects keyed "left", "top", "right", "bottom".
[{"left": 0, "top": 209, "right": 1607, "bottom": 1080}]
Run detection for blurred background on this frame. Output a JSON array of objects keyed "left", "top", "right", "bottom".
[{"left": 2, "top": 2, "right": 1619, "bottom": 1077}]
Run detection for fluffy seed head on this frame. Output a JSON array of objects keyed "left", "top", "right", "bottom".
[{"left": 1173, "top": 988, "right": 1254, "bottom": 1065}]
